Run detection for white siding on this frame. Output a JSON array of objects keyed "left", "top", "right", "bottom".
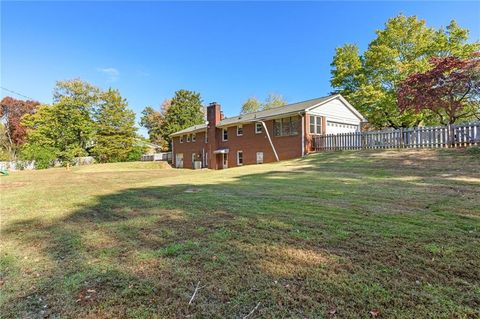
[{"left": 308, "top": 98, "right": 362, "bottom": 125}]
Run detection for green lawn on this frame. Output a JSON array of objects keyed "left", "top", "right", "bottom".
[{"left": 1, "top": 149, "right": 479, "bottom": 318}]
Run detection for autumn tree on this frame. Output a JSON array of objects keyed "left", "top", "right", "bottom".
[
  {"left": 240, "top": 94, "right": 287, "bottom": 114},
  {"left": 331, "top": 15, "right": 479, "bottom": 128},
  {"left": 263, "top": 93, "right": 287, "bottom": 109},
  {"left": 398, "top": 55, "right": 480, "bottom": 125},
  {"left": 92, "top": 89, "right": 137, "bottom": 162},
  {"left": 240, "top": 97, "right": 262, "bottom": 114},
  {"left": 0, "top": 97, "right": 39, "bottom": 159},
  {"left": 140, "top": 99, "right": 171, "bottom": 150}
]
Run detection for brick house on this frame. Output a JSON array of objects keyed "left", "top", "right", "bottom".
[{"left": 170, "top": 94, "right": 365, "bottom": 169}]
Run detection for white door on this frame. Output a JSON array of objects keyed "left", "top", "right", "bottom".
[
  {"left": 222, "top": 153, "right": 228, "bottom": 169},
  {"left": 256, "top": 152, "right": 263, "bottom": 164},
  {"left": 326, "top": 121, "right": 359, "bottom": 134},
  {"left": 176, "top": 153, "right": 184, "bottom": 168}
]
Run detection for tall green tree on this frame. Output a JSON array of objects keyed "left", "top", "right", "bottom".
[
  {"left": 52, "top": 79, "right": 100, "bottom": 150},
  {"left": 92, "top": 89, "right": 137, "bottom": 162},
  {"left": 22, "top": 101, "right": 90, "bottom": 165},
  {"left": 331, "top": 15, "right": 479, "bottom": 128},
  {"left": 21, "top": 79, "right": 139, "bottom": 167},
  {"left": 161, "top": 90, "right": 204, "bottom": 149}
]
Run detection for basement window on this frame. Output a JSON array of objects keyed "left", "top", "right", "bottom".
[
  {"left": 237, "top": 151, "right": 243, "bottom": 166},
  {"left": 222, "top": 128, "right": 228, "bottom": 141}
]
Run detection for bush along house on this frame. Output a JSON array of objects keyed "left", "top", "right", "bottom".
[{"left": 170, "top": 94, "right": 365, "bottom": 169}]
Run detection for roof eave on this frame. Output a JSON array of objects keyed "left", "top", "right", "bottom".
[{"left": 170, "top": 126, "right": 207, "bottom": 137}]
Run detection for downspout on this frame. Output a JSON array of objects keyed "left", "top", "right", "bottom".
[
  {"left": 299, "top": 112, "right": 305, "bottom": 157},
  {"left": 259, "top": 120, "right": 279, "bottom": 162},
  {"left": 171, "top": 138, "right": 175, "bottom": 167}
]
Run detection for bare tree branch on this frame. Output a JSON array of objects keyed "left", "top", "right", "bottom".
[{"left": 242, "top": 302, "right": 261, "bottom": 319}]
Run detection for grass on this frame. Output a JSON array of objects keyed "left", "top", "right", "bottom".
[{"left": 0, "top": 149, "right": 479, "bottom": 318}]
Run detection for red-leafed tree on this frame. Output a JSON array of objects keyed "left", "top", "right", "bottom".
[
  {"left": 0, "top": 96, "right": 40, "bottom": 159},
  {"left": 398, "top": 54, "right": 480, "bottom": 125}
]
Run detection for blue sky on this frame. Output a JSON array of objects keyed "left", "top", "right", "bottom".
[{"left": 2, "top": 1, "right": 479, "bottom": 136}]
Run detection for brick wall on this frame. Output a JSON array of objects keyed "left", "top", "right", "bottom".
[
  {"left": 171, "top": 106, "right": 326, "bottom": 169},
  {"left": 215, "top": 119, "right": 303, "bottom": 167},
  {"left": 172, "top": 131, "right": 207, "bottom": 168}
]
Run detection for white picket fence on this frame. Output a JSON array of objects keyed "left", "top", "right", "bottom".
[
  {"left": 140, "top": 152, "right": 172, "bottom": 162},
  {"left": 313, "top": 122, "right": 480, "bottom": 151}
]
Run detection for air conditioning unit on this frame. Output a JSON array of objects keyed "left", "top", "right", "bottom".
[{"left": 194, "top": 161, "right": 202, "bottom": 169}]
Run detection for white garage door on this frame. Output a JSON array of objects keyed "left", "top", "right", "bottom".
[{"left": 326, "top": 121, "right": 359, "bottom": 135}]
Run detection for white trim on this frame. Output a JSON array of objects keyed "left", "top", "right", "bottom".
[
  {"left": 192, "top": 133, "right": 196, "bottom": 142},
  {"left": 237, "top": 150, "right": 243, "bottom": 166},
  {"left": 222, "top": 128, "right": 228, "bottom": 141},
  {"left": 309, "top": 115, "right": 323, "bottom": 135}
]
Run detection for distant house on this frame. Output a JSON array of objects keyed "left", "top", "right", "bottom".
[{"left": 170, "top": 94, "right": 365, "bottom": 169}]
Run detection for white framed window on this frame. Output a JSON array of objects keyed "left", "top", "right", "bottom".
[
  {"left": 255, "top": 123, "right": 263, "bottom": 134},
  {"left": 237, "top": 125, "right": 243, "bottom": 136},
  {"left": 222, "top": 128, "right": 228, "bottom": 141},
  {"left": 237, "top": 151, "right": 243, "bottom": 166},
  {"left": 186, "top": 135, "right": 190, "bottom": 142},
  {"left": 273, "top": 116, "right": 300, "bottom": 136},
  {"left": 180, "top": 136, "right": 184, "bottom": 143},
  {"left": 256, "top": 152, "right": 263, "bottom": 164},
  {"left": 309, "top": 116, "right": 322, "bottom": 135},
  {"left": 192, "top": 133, "right": 196, "bottom": 142}
]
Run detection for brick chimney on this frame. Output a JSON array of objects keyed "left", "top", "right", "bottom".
[{"left": 206, "top": 102, "right": 221, "bottom": 169}]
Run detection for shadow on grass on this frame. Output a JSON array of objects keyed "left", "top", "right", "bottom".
[{"left": 1, "top": 150, "right": 479, "bottom": 318}]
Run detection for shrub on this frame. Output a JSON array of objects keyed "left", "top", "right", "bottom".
[
  {"left": 126, "top": 145, "right": 146, "bottom": 162},
  {"left": 20, "top": 145, "right": 57, "bottom": 169}
]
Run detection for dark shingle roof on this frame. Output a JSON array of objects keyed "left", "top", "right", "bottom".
[
  {"left": 218, "top": 95, "right": 335, "bottom": 127},
  {"left": 170, "top": 94, "right": 358, "bottom": 137},
  {"left": 170, "top": 124, "right": 207, "bottom": 137}
]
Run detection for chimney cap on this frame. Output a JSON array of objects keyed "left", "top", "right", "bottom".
[{"left": 209, "top": 102, "right": 218, "bottom": 106}]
